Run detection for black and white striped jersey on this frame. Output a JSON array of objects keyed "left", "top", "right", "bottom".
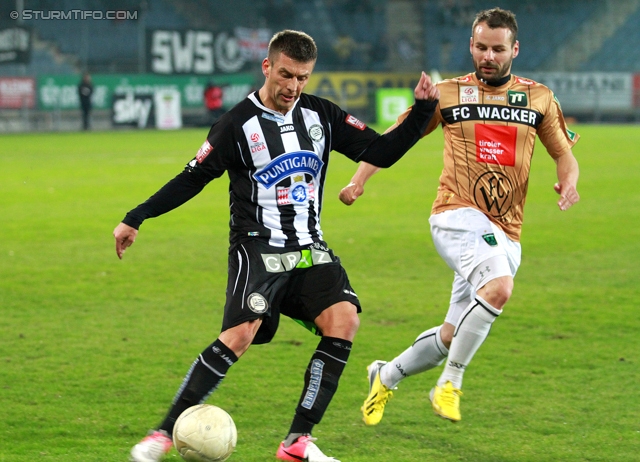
[
  {"left": 189, "top": 91, "right": 384, "bottom": 248},
  {"left": 123, "top": 92, "right": 437, "bottom": 249}
]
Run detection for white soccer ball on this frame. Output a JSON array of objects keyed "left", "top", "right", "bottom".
[{"left": 172, "top": 404, "right": 237, "bottom": 462}]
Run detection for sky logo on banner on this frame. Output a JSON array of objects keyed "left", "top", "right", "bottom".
[{"left": 254, "top": 151, "right": 324, "bottom": 189}]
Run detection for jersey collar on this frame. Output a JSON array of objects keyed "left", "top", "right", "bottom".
[
  {"left": 249, "top": 91, "right": 300, "bottom": 123},
  {"left": 475, "top": 72, "right": 511, "bottom": 87}
]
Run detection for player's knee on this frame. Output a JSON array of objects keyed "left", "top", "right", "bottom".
[
  {"left": 345, "top": 307, "right": 360, "bottom": 330},
  {"left": 479, "top": 277, "right": 513, "bottom": 309},
  {"left": 219, "top": 320, "right": 260, "bottom": 357},
  {"left": 316, "top": 302, "right": 360, "bottom": 340},
  {"left": 439, "top": 323, "right": 455, "bottom": 348},
  {"left": 332, "top": 307, "right": 360, "bottom": 339}
]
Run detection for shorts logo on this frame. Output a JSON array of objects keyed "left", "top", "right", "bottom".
[
  {"left": 247, "top": 293, "right": 268, "bottom": 314},
  {"left": 261, "top": 248, "right": 332, "bottom": 273},
  {"left": 482, "top": 233, "right": 498, "bottom": 246},
  {"left": 460, "top": 86, "right": 479, "bottom": 103},
  {"left": 308, "top": 124, "right": 324, "bottom": 141}
]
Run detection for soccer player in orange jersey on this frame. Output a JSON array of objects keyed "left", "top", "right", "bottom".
[{"left": 341, "top": 7, "right": 580, "bottom": 425}]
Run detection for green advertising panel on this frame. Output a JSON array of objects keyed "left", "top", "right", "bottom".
[
  {"left": 37, "top": 73, "right": 255, "bottom": 110},
  {"left": 376, "top": 88, "right": 414, "bottom": 126}
]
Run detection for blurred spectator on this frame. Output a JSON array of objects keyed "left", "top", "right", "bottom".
[
  {"left": 396, "top": 33, "right": 419, "bottom": 62},
  {"left": 370, "top": 32, "right": 390, "bottom": 71},
  {"left": 265, "top": 0, "right": 293, "bottom": 30},
  {"left": 203, "top": 81, "right": 225, "bottom": 125},
  {"left": 333, "top": 34, "right": 358, "bottom": 69},
  {"left": 78, "top": 72, "right": 93, "bottom": 130},
  {"left": 439, "top": 0, "right": 474, "bottom": 26},
  {"left": 439, "top": 0, "right": 456, "bottom": 25}
]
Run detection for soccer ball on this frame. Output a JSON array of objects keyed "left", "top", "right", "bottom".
[{"left": 172, "top": 404, "right": 237, "bottom": 462}]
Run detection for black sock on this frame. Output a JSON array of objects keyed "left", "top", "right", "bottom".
[
  {"left": 158, "top": 339, "right": 237, "bottom": 434},
  {"left": 287, "top": 336, "right": 352, "bottom": 436}
]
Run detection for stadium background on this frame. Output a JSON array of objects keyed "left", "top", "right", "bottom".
[
  {"left": 1, "top": 0, "right": 639, "bottom": 132},
  {"left": 2, "top": 3, "right": 640, "bottom": 461}
]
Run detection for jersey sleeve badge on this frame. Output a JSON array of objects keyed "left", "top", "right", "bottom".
[
  {"left": 345, "top": 114, "right": 366, "bottom": 130},
  {"left": 196, "top": 140, "right": 213, "bottom": 163}
]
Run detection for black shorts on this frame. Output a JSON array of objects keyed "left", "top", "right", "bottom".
[{"left": 221, "top": 239, "right": 361, "bottom": 344}]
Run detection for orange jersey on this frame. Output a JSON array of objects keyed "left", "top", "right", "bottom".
[{"left": 398, "top": 73, "right": 579, "bottom": 241}]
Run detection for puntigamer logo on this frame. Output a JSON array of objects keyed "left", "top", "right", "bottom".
[
  {"left": 253, "top": 151, "right": 324, "bottom": 189},
  {"left": 508, "top": 91, "right": 527, "bottom": 107}
]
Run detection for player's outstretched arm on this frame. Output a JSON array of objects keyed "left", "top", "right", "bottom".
[
  {"left": 553, "top": 150, "right": 580, "bottom": 211},
  {"left": 339, "top": 162, "right": 380, "bottom": 205},
  {"left": 340, "top": 73, "right": 439, "bottom": 205},
  {"left": 114, "top": 222, "right": 138, "bottom": 259},
  {"left": 355, "top": 71, "right": 439, "bottom": 169}
]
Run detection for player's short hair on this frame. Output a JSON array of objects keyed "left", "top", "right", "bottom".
[
  {"left": 268, "top": 30, "right": 318, "bottom": 63},
  {"left": 472, "top": 8, "right": 518, "bottom": 45}
]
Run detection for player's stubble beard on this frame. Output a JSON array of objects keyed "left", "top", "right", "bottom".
[{"left": 474, "top": 57, "right": 513, "bottom": 84}]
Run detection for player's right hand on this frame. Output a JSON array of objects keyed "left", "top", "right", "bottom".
[
  {"left": 339, "top": 182, "right": 364, "bottom": 206},
  {"left": 113, "top": 222, "right": 138, "bottom": 259}
]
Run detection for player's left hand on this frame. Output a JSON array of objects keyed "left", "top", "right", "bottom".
[
  {"left": 414, "top": 72, "right": 440, "bottom": 102},
  {"left": 114, "top": 222, "right": 138, "bottom": 259},
  {"left": 339, "top": 182, "right": 364, "bottom": 206},
  {"left": 554, "top": 182, "right": 580, "bottom": 211}
]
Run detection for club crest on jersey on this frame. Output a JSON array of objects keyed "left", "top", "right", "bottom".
[
  {"left": 473, "top": 170, "right": 514, "bottom": 219},
  {"left": 460, "top": 86, "right": 479, "bottom": 103},
  {"left": 308, "top": 124, "right": 324, "bottom": 141},
  {"left": 254, "top": 150, "right": 324, "bottom": 189}
]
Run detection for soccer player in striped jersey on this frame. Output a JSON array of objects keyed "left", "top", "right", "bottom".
[
  {"left": 115, "top": 30, "right": 439, "bottom": 462},
  {"left": 341, "top": 8, "right": 580, "bottom": 426}
]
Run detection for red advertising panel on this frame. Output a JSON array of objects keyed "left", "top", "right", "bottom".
[
  {"left": 0, "top": 77, "right": 36, "bottom": 108},
  {"left": 634, "top": 74, "right": 640, "bottom": 108}
]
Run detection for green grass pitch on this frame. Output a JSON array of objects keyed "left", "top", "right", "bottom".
[{"left": 1, "top": 124, "right": 639, "bottom": 461}]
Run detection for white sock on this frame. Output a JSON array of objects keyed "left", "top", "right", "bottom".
[
  {"left": 437, "top": 296, "right": 500, "bottom": 389},
  {"left": 380, "top": 326, "right": 449, "bottom": 389}
]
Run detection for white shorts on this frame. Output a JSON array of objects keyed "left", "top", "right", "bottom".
[{"left": 429, "top": 207, "right": 521, "bottom": 326}]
